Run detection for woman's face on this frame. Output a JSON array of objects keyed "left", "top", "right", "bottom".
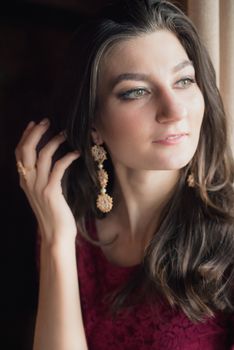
[{"left": 94, "top": 30, "right": 205, "bottom": 171}]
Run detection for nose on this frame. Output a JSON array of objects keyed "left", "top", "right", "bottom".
[{"left": 156, "top": 89, "right": 188, "bottom": 124}]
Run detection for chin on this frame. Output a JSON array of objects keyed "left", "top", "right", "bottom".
[{"left": 155, "top": 152, "right": 195, "bottom": 170}]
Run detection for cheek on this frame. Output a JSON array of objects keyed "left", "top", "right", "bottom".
[
  {"left": 99, "top": 116, "right": 125, "bottom": 140},
  {"left": 98, "top": 103, "right": 142, "bottom": 141},
  {"left": 190, "top": 92, "right": 205, "bottom": 132}
]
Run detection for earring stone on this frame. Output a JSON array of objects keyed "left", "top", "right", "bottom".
[
  {"left": 91, "top": 145, "right": 113, "bottom": 213},
  {"left": 187, "top": 173, "right": 195, "bottom": 187}
]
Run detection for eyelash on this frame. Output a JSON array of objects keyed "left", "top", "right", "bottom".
[
  {"left": 176, "top": 77, "right": 196, "bottom": 88},
  {"left": 117, "top": 77, "right": 196, "bottom": 100},
  {"left": 118, "top": 88, "right": 149, "bottom": 100}
]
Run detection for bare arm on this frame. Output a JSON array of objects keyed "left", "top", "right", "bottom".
[
  {"left": 15, "top": 119, "right": 88, "bottom": 350},
  {"left": 33, "top": 241, "right": 88, "bottom": 350}
]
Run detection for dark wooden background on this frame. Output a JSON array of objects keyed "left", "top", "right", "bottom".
[{"left": 1, "top": 1, "right": 186, "bottom": 349}]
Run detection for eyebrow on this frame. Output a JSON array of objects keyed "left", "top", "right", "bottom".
[
  {"left": 173, "top": 59, "right": 194, "bottom": 73},
  {"left": 110, "top": 59, "right": 194, "bottom": 89}
]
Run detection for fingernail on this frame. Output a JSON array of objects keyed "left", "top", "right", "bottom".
[
  {"left": 27, "top": 121, "right": 35, "bottom": 128},
  {"left": 39, "top": 118, "right": 49, "bottom": 125},
  {"left": 59, "top": 130, "right": 67, "bottom": 138}
]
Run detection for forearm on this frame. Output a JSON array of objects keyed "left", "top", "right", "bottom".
[{"left": 33, "top": 240, "right": 88, "bottom": 350}]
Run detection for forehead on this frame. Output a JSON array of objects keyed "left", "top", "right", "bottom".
[{"left": 99, "top": 30, "right": 189, "bottom": 79}]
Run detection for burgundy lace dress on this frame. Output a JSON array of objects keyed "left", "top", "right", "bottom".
[{"left": 76, "top": 221, "right": 234, "bottom": 350}]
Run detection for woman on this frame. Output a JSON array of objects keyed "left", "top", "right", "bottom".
[{"left": 15, "top": 0, "right": 234, "bottom": 349}]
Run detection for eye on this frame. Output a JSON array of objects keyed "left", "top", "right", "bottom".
[
  {"left": 118, "top": 88, "right": 150, "bottom": 100},
  {"left": 176, "top": 77, "right": 195, "bottom": 88}
]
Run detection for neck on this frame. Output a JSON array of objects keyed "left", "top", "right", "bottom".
[{"left": 110, "top": 166, "right": 180, "bottom": 241}]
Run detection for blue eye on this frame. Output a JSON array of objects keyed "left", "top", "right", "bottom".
[
  {"left": 176, "top": 77, "right": 195, "bottom": 88},
  {"left": 118, "top": 88, "right": 149, "bottom": 100}
]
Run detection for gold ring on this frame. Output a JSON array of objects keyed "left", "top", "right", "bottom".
[{"left": 16, "top": 161, "right": 34, "bottom": 178}]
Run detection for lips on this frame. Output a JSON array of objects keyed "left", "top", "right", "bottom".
[
  {"left": 157, "top": 132, "right": 188, "bottom": 141},
  {"left": 154, "top": 132, "right": 188, "bottom": 142},
  {"left": 153, "top": 132, "right": 188, "bottom": 145}
]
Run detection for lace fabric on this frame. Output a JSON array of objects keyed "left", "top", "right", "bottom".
[
  {"left": 76, "top": 223, "right": 234, "bottom": 350},
  {"left": 35, "top": 223, "right": 234, "bottom": 349}
]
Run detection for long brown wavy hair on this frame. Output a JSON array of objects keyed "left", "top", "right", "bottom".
[{"left": 51, "top": 0, "right": 234, "bottom": 322}]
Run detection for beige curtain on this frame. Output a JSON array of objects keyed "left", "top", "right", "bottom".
[{"left": 187, "top": 0, "right": 234, "bottom": 151}]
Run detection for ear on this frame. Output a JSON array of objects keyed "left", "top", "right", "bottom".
[{"left": 91, "top": 126, "right": 104, "bottom": 145}]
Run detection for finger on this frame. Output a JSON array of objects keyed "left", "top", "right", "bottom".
[
  {"left": 48, "top": 151, "right": 80, "bottom": 189},
  {"left": 15, "top": 121, "right": 36, "bottom": 160},
  {"left": 35, "top": 133, "right": 66, "bottom": 188},
  {"left": 20, "top": 121, "right": 37, "bottom": 144},
  {"left": 16, "top": 118, "right": 50, "bottom": 168}
]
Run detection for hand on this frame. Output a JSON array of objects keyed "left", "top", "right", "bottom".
[{"left": 15, "top": 118, "right": 80, "bottom": 245}]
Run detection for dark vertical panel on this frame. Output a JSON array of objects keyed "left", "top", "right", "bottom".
[{"left": 0, "top": 4, "right": 82, "bottom": 349}]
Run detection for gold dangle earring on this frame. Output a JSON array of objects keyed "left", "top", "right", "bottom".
[
  {"left": 187, "top": 173, "right": 195, "bottom": 187},
  {"left": 91, "top": 144, "right": 113, "bottom": 213}
]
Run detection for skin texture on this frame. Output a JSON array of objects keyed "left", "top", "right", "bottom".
[
  {"left": 93, "top": 30, "right": 205, "bottom": 263},
  {"left": 15, "top": 121, "right": 87, "bottom": 350},
  {"left": 95, "top": 30, "right": 204, "bottom": 171}
]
